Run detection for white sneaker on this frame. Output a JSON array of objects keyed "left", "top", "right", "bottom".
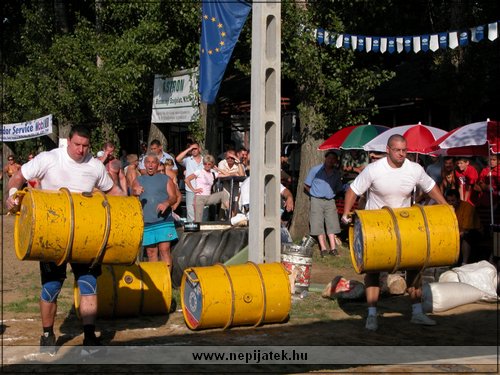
[
  {"left": 411, "top": 312, "right": 437, "bottom": 326},
  {"left": 365, "top": 315, "right": 378, "bottom": 331}
]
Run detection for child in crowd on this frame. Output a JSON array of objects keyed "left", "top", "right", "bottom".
[{"left": 455, "top": 156, "right": 479, "bottom": 206}]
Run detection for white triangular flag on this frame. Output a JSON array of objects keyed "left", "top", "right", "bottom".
[
  {"left": 413, "top": 36, "right": 421, "bottom": 53},
  {"left": 488, "top": 22, "right": 498, "bottom": 41},
  {"left": 336, "top": 34, "right": 343, "bottom": 48},
  {"left": 396, "top": 37, "right": 404, "bottom": 53},
  {"left": 365, "top": 36, "right": 372, "bottom": 52},
  {"left": 351, "top": 35, "right": 357, "bottom": 50},
  {"left": 430, "top": 34, "right": 439, "bottom": 51},
  {"left": 380, "top": 37, "right": 387, "bottom": 53},
  {"left": 449, "top": 31, "right": 458, "bottom": 48}
]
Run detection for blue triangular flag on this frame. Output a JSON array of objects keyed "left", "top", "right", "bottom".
[
  {"left": 317, "top": 28, "right": 324, "bottom": 44},
  {"left": 372, "top": 37, "right": 380, "bottom": 53},
  {"left": 438, "top": 32, "right": 448, "bottom": 49},
  {"left": 343, "top": 34, "right": 351, "bottom": 49},
  {"left": 357, "top": 36, "right": 365, "bottom": 52},
  {"left": 404, "top": 36, "right": 412, "bottom": 52},
  {"left": 387, "top": 37, "right": 396, "bottom": 53},
  {"left": 199, "top": 0, "right": 251, "bottom": 104},
  {"left": 421, "top": 34, "right": 430, "bottom": 52},
  {"left": 459, "top": 30, "right": 469, "bottom": 46},
  {"left": 471, "top": 25, "right": 485, "bottom": 42}
]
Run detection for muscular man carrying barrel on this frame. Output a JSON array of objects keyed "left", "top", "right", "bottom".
[
  {"left": 341, "top": 134, "right": 447, "bottom": 331},
  {"left": 5, "top": 125, "right": 125, "bottom": 355}
]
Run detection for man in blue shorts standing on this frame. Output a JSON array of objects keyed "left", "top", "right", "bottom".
[{"left": 132, "top": 153, "right": 178, "bottom": 270}]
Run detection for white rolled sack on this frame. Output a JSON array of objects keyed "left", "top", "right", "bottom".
[{"left": 422, "top": 282, "right": 485, "bottom": 313}]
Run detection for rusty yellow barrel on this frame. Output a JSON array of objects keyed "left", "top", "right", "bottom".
[
  {"left": 14, "top": 188, "right": 143, "bottom": 266},
  {"left": 74, "top": 262, "right": 172, "bottom": 318},
  {"left": 181, "top": 262, "right": 291, "bottom": 330},
  {"left": 349, "top": 204, "right": 459, "bottom": 274}
]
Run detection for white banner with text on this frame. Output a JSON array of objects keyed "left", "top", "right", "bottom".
[{"left": 2, "top": 114, "right": 53, "bottom": 142}]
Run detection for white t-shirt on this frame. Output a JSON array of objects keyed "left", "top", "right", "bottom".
[
  {"left": 350, "top": 157, "right": 435, "bottom": 210},
  {"left": 181, "top": 156, "right": 203, "bottom": 192},
  {"left": 21, "top": 147, "right": 113, "bottom": 193},
  {"left": 239, "top": 177, "right": 286, "bottom": 210},
  {"left": 138, "top": 151, "right": 178, "bottom": 170}
]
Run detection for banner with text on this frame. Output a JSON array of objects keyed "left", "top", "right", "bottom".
[
  {"left": 152, "top": 70, "right": 199, "bottom": 123},
  {"left": 2, "top": 114, "right": 53, "bottom": 142}
]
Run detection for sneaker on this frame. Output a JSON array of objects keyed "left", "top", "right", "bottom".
[
  {"left": 40, "top": 333, "right": 56, "bottom": 355},
  {"left": 320, "top": 250, "right": 327, "bottom": 258},
  {"left": 411, "top": 312, "right": 437, "bottom": 326},
  {"left": 365, "top": 315, "right": 378, "bottom": 331},
  {"left": 81, "top": 335, "right": 105, "bottom": 357},
  {"left": 329, "top": 249, "right": 339, "bottom": 256}
]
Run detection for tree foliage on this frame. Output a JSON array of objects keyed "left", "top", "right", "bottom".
[{"left": 2, "top": 0, "right": 199, "bottom": 155}]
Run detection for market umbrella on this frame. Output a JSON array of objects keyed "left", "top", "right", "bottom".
[
  {"left": 363, "top": 122, "right": 447, "bottom": 154},
  {"left": 424, "top": 120, "right": 500, "bottom": 156},
  {"left": 318, "top": 124, "right": 389, "bottom": 150},
  {"left": 424, "top": 120, "right": 500, "bottom": 227}
]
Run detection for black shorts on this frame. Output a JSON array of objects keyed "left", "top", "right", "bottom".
[{"left": 40, "top": 262, "right": 102, "bottom": 285}]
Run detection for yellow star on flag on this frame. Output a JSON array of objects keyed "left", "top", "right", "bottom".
[
  {"left": 211, "top": 17, "right": 216, "bottom": 22},
  {"left": 218, "top": 23, "right": 223, "bottom": 28}
]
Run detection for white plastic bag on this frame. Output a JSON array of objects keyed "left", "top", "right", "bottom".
[
  {"left": 438, "top": 270, "right": 459, "bottom": 283},
  {"left": 422, "top": 282, "right": 485, "bottom": 312},
  {"left": 453, "top": 261, "right": 498, "bottom": 300}
]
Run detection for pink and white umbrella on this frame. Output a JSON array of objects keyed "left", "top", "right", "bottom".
[
  {"left": 424, "top": 120, "right": 500, "bottom": 156},
  {"left": 363, "top": 122, "right": 447, "bottom": 154}
]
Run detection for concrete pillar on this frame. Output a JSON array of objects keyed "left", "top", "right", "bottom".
[{"left": 248, "top": 1, "right": 281, "bottom": 263}]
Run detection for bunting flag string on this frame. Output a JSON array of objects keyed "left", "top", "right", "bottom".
[{"left": 316, "top": 21, "right": 499, "bottom": 53}]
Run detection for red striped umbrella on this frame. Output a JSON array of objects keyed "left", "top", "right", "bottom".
[
  {"left": 425, "top": 120, "right": 500, "bottom": 156},
  {"left": 318, "top": 124, "right": 389, "bottom": 150},
  {"left": 363, "top": 123, "right": 447, "bottom": 154}
]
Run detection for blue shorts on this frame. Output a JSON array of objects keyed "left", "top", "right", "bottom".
[{"left": 143, "top": 221, "right": 178, "bottom": 247}]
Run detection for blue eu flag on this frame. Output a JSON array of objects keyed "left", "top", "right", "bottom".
[{"left": 199, "top": 0, "right": 251, "bottom": 104}]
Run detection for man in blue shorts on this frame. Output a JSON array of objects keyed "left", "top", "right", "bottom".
[{"left": 132, "top": 153, "right": 178, "bottom": 270}]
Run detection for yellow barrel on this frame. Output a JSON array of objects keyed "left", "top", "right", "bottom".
[
  {"left": 349, "top": 204, "right": 459, "bottom": 274},
  {"left": 74, "top": 262, "right": 172, "bottom": 318},
  {"left": 14, "top": 188, "right": 143, "bottom": 265},
  {"left": 180, "top": 262, "right": 291, "bottom": 330}
]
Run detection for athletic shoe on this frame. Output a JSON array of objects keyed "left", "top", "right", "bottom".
[
  {"left": 320, "top": 250, "right": 328, "bottom": 258},
  {"left": 40, "top": 333, "right": 56, "bottom": 355},
  {"left": 81, "top": 335, "right": 105, "bottom": 357},
  {"left": 365, "top": 315, "right": 378, "bottom": 331},
  {"left": 411, "top": 312, "right": 437, "bottom": 326},
  {"left": 329, "top": 249, "right": 339, "bottom": 256}
]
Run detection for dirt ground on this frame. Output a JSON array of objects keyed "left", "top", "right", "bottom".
[{"left": 1, "top": 214, "right": 498, "bottom": 374}]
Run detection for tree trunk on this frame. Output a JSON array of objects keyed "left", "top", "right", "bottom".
[
  {"left": 147, "top": 123, "right": 167, "bottom": 150},
  {"left": 53, "top": 0, "right": 69, "bottom": 33},
  {"left": 199, "top": 102, "right": 219, "bottom": 156},
  {"left": 448, "top": 0, "right": 468, "bottom": 128},
  {"left": 289, "top": 112, "right": 324, "bottom": 240},
  {"left": 2, "top": 143, "right": 15, "bottom": 213}
]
